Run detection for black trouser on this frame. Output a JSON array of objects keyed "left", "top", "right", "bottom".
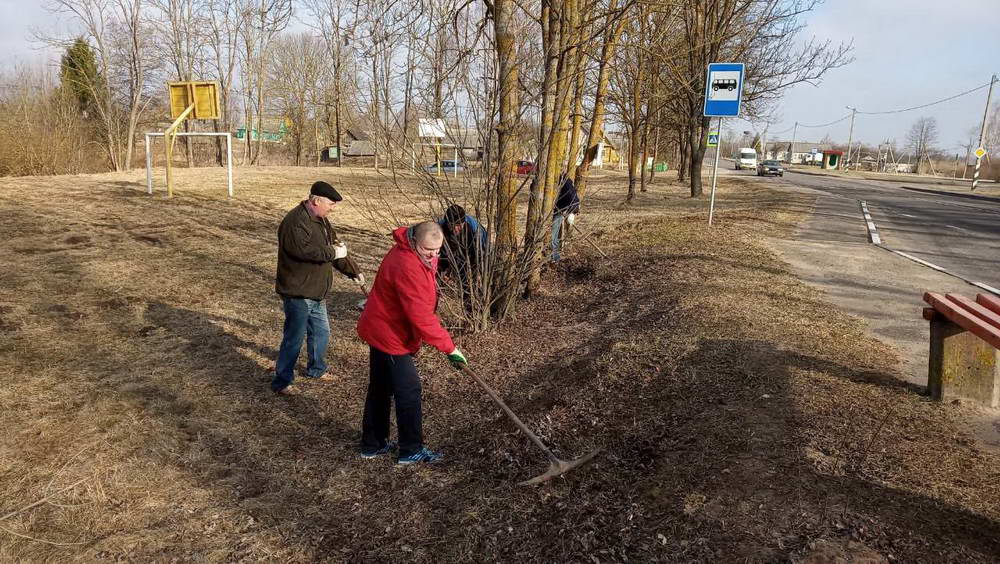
[{"left": 361, "top": 346, "right": 423, "bottom": 457}]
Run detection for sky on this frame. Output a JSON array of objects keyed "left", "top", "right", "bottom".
[
  {"left": 3, "top": 0, "right": 1000, "bottom": 153},
  {"left": 726, "top": 0, "right": 1000, "bottom": 153}
]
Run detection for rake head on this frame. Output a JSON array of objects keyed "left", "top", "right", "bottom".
[{"left": 519, "top": 449, "right": 601, "bottom": 486}]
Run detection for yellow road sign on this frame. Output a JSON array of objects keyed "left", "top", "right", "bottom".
[{"left": 975, "top": 147, "right": 987, "bottom": 159}]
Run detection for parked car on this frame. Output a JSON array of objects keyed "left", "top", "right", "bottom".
[
  {"left": 756, "top": 159, "right": 784, "bottom": 177},
  {"left": 516, "top": 160, "right": 536, "bottom": 175},
  {"left": 424, "top": 160, "right": 465, "bottom": 174}
]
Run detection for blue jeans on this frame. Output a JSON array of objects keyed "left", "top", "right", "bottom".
[
  {"left": 551, "top": 215, "right": 565, "bottom": 261},
  {"left": 271, "top": 297, "right": 330, "bottom": 391}
]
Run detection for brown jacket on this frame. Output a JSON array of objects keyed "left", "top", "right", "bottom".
[{"left": 275, "top": 202, "right": 359, "bottom": 300}]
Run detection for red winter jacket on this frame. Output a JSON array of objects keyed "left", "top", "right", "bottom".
[{"left": 357, "top": 226, "right": 456, "bottom": 355}]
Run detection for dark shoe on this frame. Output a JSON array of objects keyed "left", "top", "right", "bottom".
[
  {"left": 360, "top": 440, "right": 398, "bottom": 459},
  {"left": 397, "top": 447, "right": 443, "bottom": 465}
]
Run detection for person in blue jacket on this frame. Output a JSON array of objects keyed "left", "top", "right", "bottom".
[{"left": 437, "top": 204, "right": 488, "bottom": 315}]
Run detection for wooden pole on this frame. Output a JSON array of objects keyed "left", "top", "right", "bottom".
[{"left": 165, "top": 103, "right": 195, "bottom": 198}]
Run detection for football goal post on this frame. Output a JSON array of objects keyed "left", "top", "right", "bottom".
[{"left": 144, "top": 131, "right": 234, "bottom": 198}]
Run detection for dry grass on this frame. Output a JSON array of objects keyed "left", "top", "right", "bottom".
[{"left": 1, "top": 166, "right": 998, "bottom": 562}]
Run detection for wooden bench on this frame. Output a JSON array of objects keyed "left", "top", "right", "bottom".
[{"left": 923, "top": 292, "right": 1000, "bottom": 407}]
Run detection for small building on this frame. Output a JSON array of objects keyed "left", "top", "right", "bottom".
[
  {"left": 320, "top": 146, "right": 340, "bottom": 162},
  {"left": 344, "top": 129, "right": 369, "bottom": 143},
  {"left": 821, "top": 150, "right": 844, "bottom": 170},
  {"left": 765, "top": 141, "right": 832, "bottom": 164},
  {"left": 344, "top": 140, "right": 375, "bottom": 157},
  {"left": 445, "top": 128, "right": 487, "bottom": 161}
]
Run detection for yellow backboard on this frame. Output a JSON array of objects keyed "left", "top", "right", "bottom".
[{"left": 169, "top": 81, "right": 220, "bottom": 120}]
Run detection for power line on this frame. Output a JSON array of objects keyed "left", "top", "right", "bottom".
[
  {"left": 769, "top": 76, "right": 998, "bottom": 137},
  {"left": 797, "top": 113, "right": 852, "bottom": 128},
  {"left": 856, "top": 79, "right": 996, "bottom": 115}
]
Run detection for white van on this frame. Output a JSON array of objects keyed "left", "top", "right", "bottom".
[{"left": 734, "top": 148, "right": 757, "bottom": 170}]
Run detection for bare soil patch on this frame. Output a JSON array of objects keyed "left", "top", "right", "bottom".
[{"left": 1, "top": 166, "right": 998, "bottom": 561}]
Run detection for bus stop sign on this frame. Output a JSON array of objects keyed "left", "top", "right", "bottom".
[{"left": 703, "top": 63, "right": 745, "bottom": 117}]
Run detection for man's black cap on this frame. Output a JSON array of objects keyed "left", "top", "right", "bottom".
[{"left": 310, "top": 181, "right": 343, "bottom": 202}]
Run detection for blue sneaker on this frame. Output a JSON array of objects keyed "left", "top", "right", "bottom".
[
  {"left": 396, "top": 447, "right": 444, "bottom": 465},
  {"left": 360, "top": 441, "right": 398, "bottom": 459}
]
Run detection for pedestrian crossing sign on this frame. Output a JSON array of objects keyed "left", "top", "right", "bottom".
[
  {"left": 975, "top": 147, "right": 987, "bottom": 159},
  {"left": 707, "top": 132, "right": 719, "bottom": 147}
]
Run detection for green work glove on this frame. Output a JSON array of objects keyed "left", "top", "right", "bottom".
[{"left": 447, "top": 348, "right": 468, "bottom": 369}]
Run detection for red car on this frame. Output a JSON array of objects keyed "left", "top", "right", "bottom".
[{"left": 516, "top": 160, "right": 536, "bottom": 175}]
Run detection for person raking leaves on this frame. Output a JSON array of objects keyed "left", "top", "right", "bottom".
[{"left": 356, "top": 221, "right": 468, "bottom": 464}]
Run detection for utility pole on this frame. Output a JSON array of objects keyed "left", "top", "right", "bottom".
[
  {"left": 962, "top": 138, "right": 973, "bottom": 179},
  {"left": 972, "top": 74, "right": 997, "bottom": 191},
  {"left": 844, "top": 106, "right": 857, "bottom": 171},
  {"left": 788, "top": 121, "right": 798, "bottom": 164}
]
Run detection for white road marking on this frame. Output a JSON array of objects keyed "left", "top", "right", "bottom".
[
  {"left": 859, "top": 201, "right": 882, "bottom": 245},
  {"left": 859, "top": 200, "right": 998, "bottom": 296}
]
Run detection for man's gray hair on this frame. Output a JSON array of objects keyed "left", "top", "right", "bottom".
[
  {"left": 413, "top": 221, "right": 444, "bottom": 244},
  {"left": 309, "top": 194, "right": 333, "bottom": 205}
]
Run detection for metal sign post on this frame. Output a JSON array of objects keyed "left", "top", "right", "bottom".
[
  {"left": 703, "top": 62, "right": 745, "bottom": 226},
  {"left": 708, "top": 117, "right": 723, "bottom": 226}
]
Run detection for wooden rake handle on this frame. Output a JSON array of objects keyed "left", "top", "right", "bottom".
[{"left": 460, "top": 366, "right": 560, "bottom": 465}]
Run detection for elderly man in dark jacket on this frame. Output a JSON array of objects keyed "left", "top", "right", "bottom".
[{"left": 272, "top": 181, "right": 361, "bottom": 395}]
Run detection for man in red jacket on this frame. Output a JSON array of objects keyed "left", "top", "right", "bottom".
[{"left": 357, "top": 221, "right": 468, "bottom": 464}]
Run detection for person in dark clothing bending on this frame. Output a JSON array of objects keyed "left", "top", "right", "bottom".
[
  {"left": 437, "top": 204, "right": 488, "bottom": 314},
  {"left": 551, "top": 173, "right": 581, "bottom": 262}
]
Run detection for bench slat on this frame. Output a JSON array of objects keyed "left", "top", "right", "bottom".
[
  {"left": 946, "top": 294, "right": 1000, "bottom": 332},
  {"left": 924, "top": 292, "right": 1000, "bottom": 350},
  {"left": 978, "top": 293, "right": 1000, "bottom": 317}
]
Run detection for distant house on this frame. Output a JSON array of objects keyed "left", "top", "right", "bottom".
[
  {"left": 344, "top": 129, "right": 369, "bottom": 142},
  {"left": 235, "top": 118, "right": 288, "bottom": 142},
  {"left": 445, "top": 128, "right": 487, "bottom": 161},
  {"left": 765, "top": 141, "right": 832, "bottom": 164},
  {"left": 344, "top": 139, "right": 375, "bottom": 157}
]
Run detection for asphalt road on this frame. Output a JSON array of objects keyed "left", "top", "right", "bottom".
[
  {"left": 743, "top": 162, "right": 1000, "bottom": 448},
  {"left": 776, "top": 168, "right": 1000, "bottom": 290}
]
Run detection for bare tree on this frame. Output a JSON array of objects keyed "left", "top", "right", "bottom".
[
  {"left": 45, "top": 0, "right": 155, "bottom": 171},
  {"left": 151, "top": 0, "right": 208, "bottom": 166},
  {"left": 302, "top": 0, "right": 359, "bottom": 167},
  {"left": 238, "top": 0, "right": 292, "bottom": 165},
  {"left": 268, "top": 32, "right": 329, "bottom": 165},
  {"left": 204, "top": 0, "right": 247, "bottom": 164},
  {"left": 906, "top": 116, "right": 938, "bottom": 174},
  {"left": 663, "top": 0, "right": 852, "bottom": 197}
]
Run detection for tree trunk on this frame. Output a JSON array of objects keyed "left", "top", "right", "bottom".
[
  {"left": 688, "top": 115, "right": 709, "bottom": 197},
  {"left": 490, "top": 0, "right": 521, "bottom": 320},
  {"left": 574, "top": 0, "right": 626, "bottom": 199},
  {"left": 677, "top": 128, "right": 688, "bottom": 183},
  {"left": 566, "top": 53, "right": 587, "bottom": 181}
]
